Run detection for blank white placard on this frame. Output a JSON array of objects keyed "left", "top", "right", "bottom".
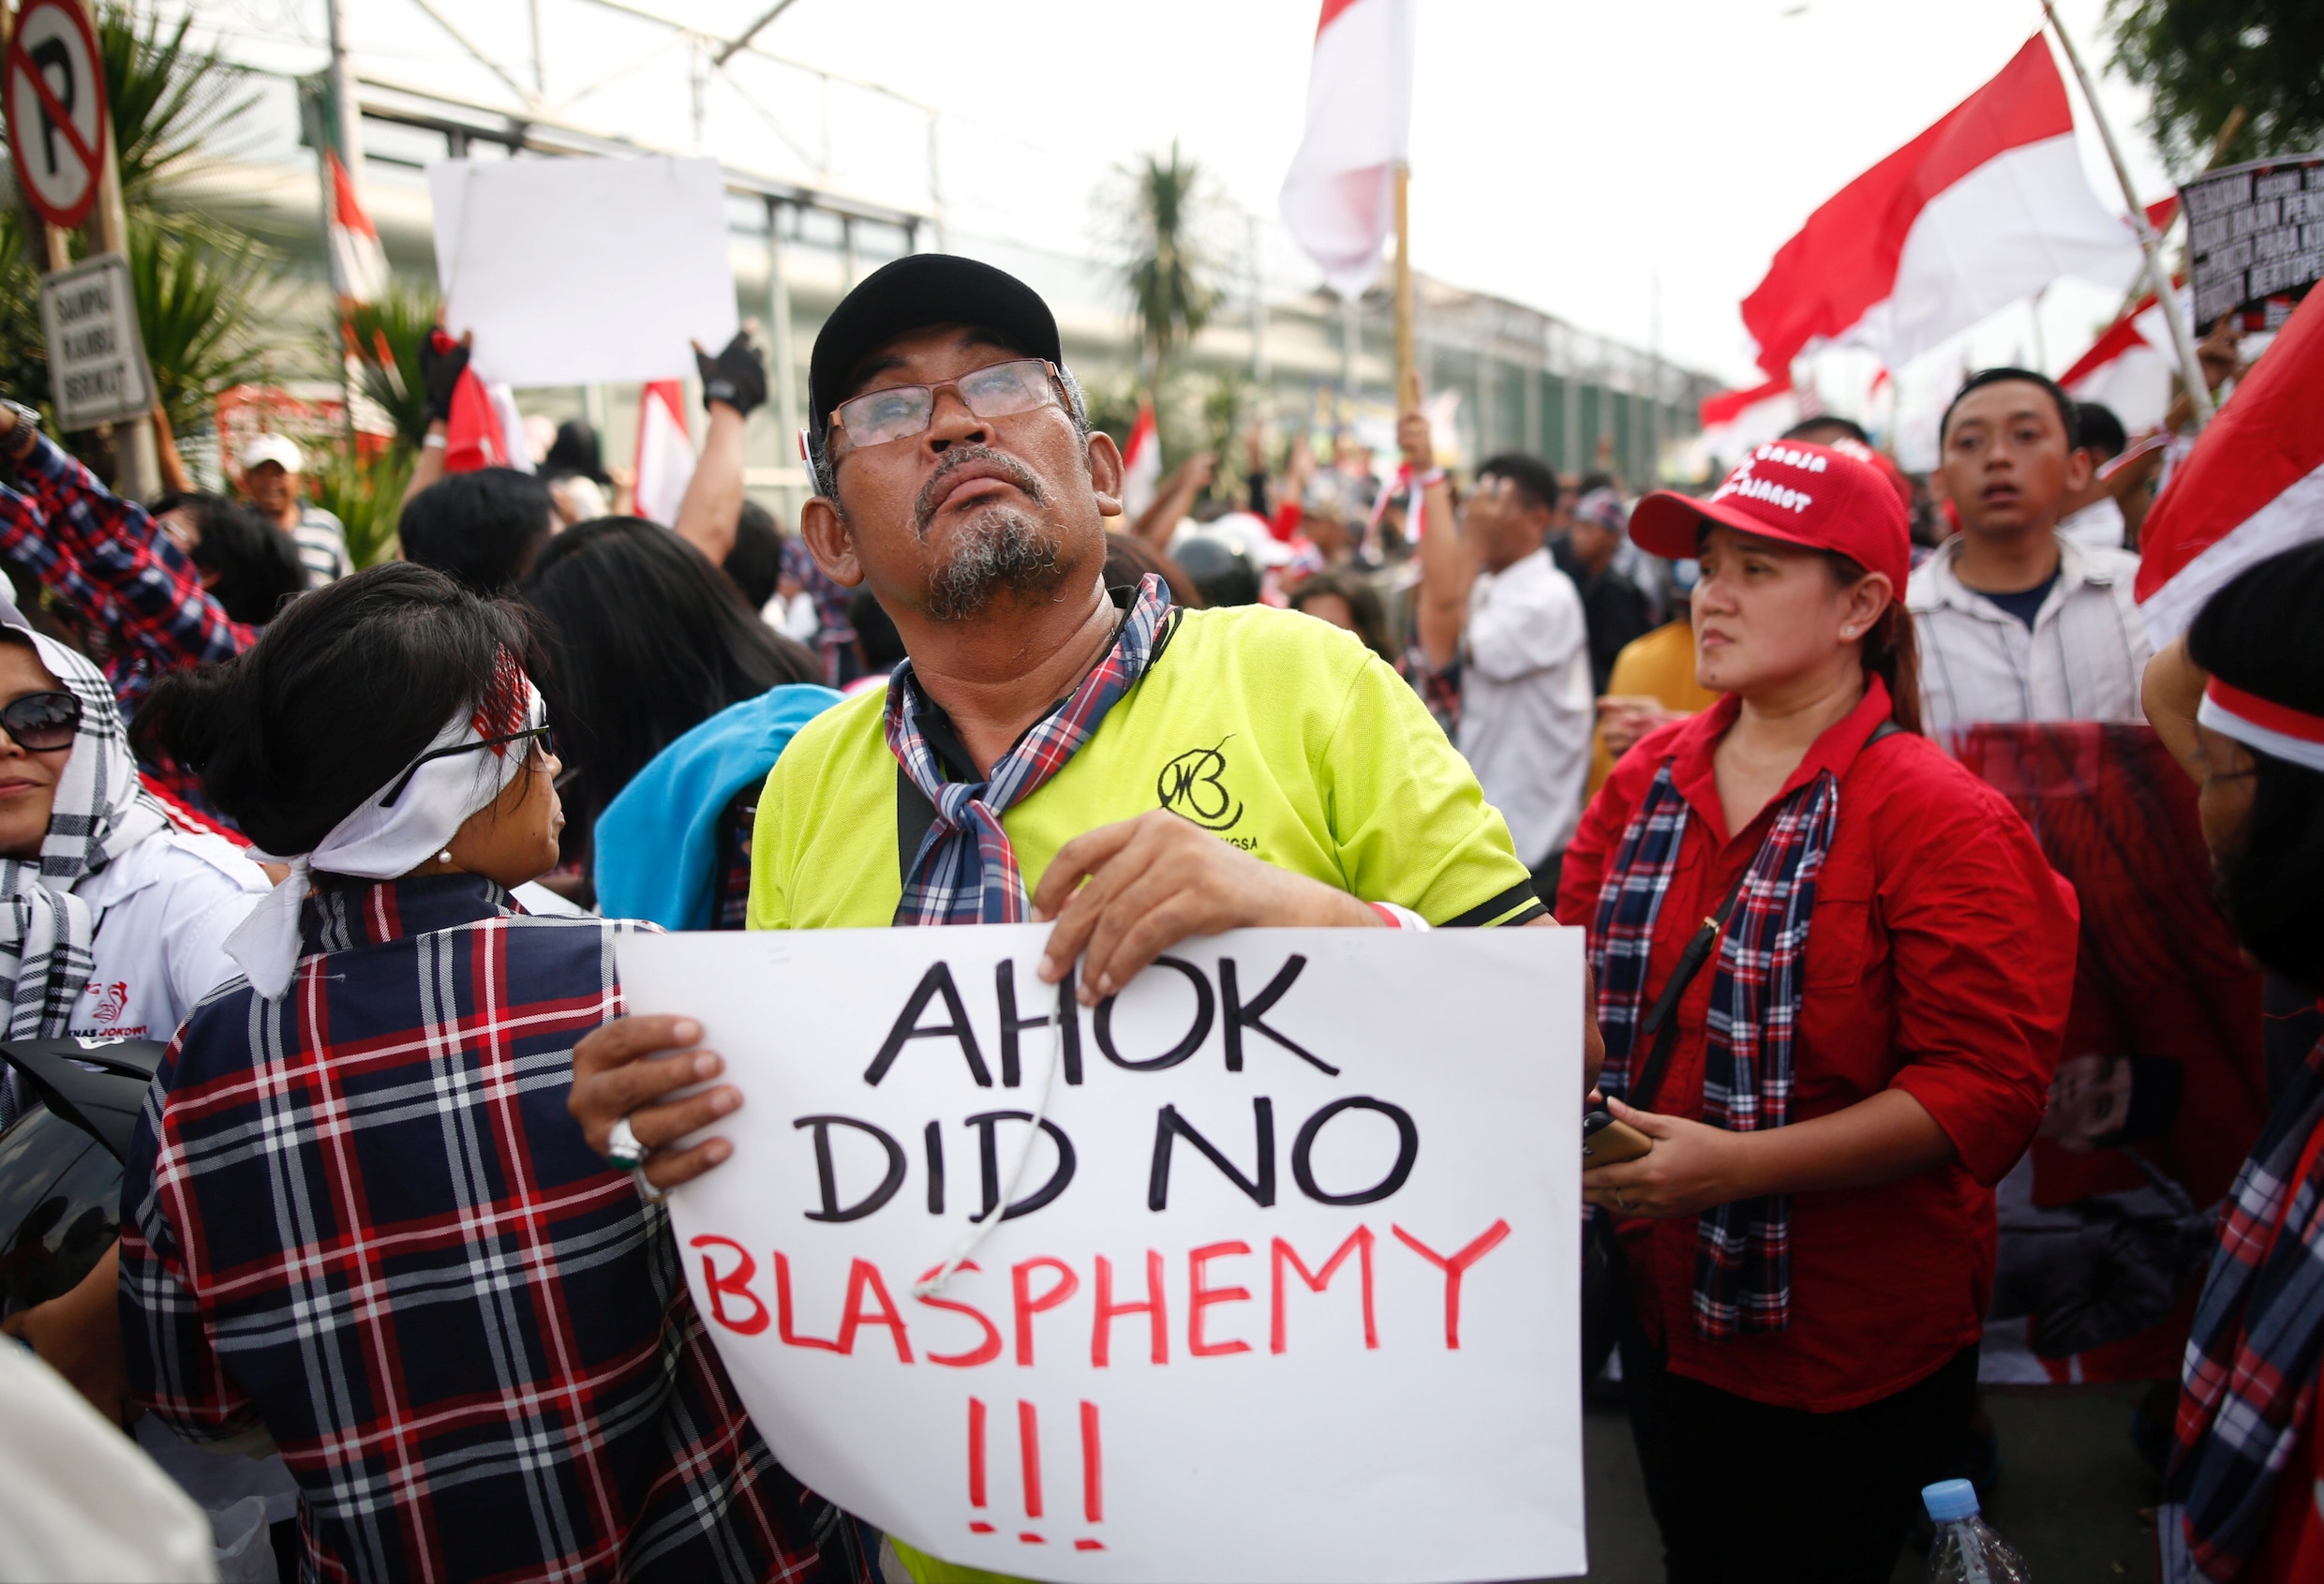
[{"left": 428, "top": 155, "right": 738, "bottom": 389}]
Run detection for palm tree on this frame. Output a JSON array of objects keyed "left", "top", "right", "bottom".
[
  {"left": 130, "top": 217, "right": 279, "bottom": 439},
  {"left": 339, "top": 284, "right": 443, "bottom": 449},
  {"left": 1104, "top": 143, "right": 1222, "bottom": 412}
]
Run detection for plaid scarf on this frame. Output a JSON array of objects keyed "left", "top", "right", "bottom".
[
  {"left": 1588, "top": 761, "right": 1839, "bottom": 1337},
  {"left": 2161, "top": 1031, "right": 2324, "bottom": 1583},
  {"left": 0, "top": 627, "right": 171, "bottom": 1127},
  {"left": 886, "top": 575, "right": 1170, "bottom": 926}
]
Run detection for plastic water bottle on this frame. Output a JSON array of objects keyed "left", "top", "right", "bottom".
[{"left": 1924, "top": 1479, "right": 2031, "bottom": 1584}]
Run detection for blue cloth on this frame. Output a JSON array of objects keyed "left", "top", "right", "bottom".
[{"left": 593, "top": 683, "right": 842, "bottom": 930}]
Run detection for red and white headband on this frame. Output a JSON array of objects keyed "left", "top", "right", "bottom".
[{"left": 2198, "top": 677, "right": 2324, "bottom": 776}]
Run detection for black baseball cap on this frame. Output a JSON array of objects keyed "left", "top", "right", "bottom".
[{"left": 807, "top": 254, "right": 1063, "bottom": 455}]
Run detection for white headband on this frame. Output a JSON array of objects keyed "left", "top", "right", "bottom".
[{"left": 225, "top": 680, "right": 547, "bottom": 998}]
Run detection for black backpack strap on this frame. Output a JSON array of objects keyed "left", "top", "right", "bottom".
[
  {"left": 1625, "top": 861, "right": 1750, "bottom": 1113},
  {"left": 896, "top": 765, "right": 939, "bottom": 889}
]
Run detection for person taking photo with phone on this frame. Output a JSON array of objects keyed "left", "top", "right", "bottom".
[{"left": 1561, "top": 440, "right": 2077, "bottom": 1584}]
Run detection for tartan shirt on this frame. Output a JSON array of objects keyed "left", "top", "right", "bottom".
[
  {"left": 120, "top": 875, "right": 827, "bottom": 1584},
  {"left": 0, "top": 430, "right": 253, "bottom": 719}
]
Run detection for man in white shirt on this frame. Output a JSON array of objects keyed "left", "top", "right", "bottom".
[
  {"left": 1411, "top": 412, "right": 1592, "bottom": 901},
  {"left": 1909, "top": 368, "right": 2151, "bottom": 740},
  {"left": 236, "top": 434, "right": 351, "bottom": 587}
]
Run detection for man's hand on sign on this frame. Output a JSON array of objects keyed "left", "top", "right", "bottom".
[
  {"left": 569, "top": 1013, "right": 740, "bottom": 1190},
  {"left": 1031, "top": 809, "right": 1380, "bottom": 1005},
  {"left": 2197, "top": 314, "right": 2245, "bottom": 394}
]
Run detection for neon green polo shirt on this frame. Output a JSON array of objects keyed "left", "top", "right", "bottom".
[{"left": 748, "top": 603, "right": 1542, "bottom": 933}]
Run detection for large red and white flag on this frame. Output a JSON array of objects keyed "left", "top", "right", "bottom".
[
  {"left": 633, "top": 380, "right": 696, "bottom": 527},
  {"left": 1279, "top": 0, "right": 1416, "bottom": 299},
  {"left": 1120, "top": 400, "right": 1161, "bottom": 520},
  {"left": 1742, "top": 37, "right": 2133, "bottom": 379},
  {"left": 1698, "top": 377, "right": 1802, "bottom": 465},
  {"left": 2135, "top": 288, "right": 2324, "bottom": 643},
  {"left": 324, "top": 150, "right": 390, "bottom": 305}
]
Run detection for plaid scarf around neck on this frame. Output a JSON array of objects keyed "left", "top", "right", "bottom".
[
  {"left": 886, "top": 575, "right": 1170, "bottom": 926},
  {"left": 2161, "top": 1033, "right": 2324, "bottom": 1583},
  {"left": 1588, "top": 761, "right": 1840, "bottom": 1337}
]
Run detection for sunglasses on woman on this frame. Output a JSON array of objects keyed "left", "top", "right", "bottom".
[
  {"left": 380, "top": 725, "right": 556, "bottom": 809},
  {"left": 0, "top": 690, "right": 82, "bottom": 752},
  {"left": 828, "top": 357, "right": 1065, "bottom": 451}
]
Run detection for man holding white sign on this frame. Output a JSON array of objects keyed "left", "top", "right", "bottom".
[{"left": 571, "top": 255, "right": 1593, "bottom": 1581}]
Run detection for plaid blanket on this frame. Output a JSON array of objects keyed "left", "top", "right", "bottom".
[
  {"left": 2162, "top": 1030, "right": 2324, "bottom": 1582},
  {"left": 886, "top": 574, "right": 1170, "bottom": 926},
  {"left": 1587, "top": 762, "right": 1839, "bottom": 1337}
]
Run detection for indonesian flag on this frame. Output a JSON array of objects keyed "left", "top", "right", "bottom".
[
  {"left": 633, "top": 380, "right": 696, "bottom": 528},
  {"left": 1279, "top": 0, "right": 1416, "bottom": 299},
  {"left": 1120, "top": 401, "right": 1161, "bottom": 520},
  {"left": 1741, "top": 37, "right": 2134, "bottom": 379},
  {"left": 2134, "top": 287, "right": 2324, "bottom": 643},
  {"left": 1698, "top": 377, "right": 1802, "bottom": 465},
  {"left": 325, "top": 150, "right": 389, "bottom": 305}
]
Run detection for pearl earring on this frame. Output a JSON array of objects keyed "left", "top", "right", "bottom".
[{"left": 438, "top": 850, "right": 454, "bottom": 865}]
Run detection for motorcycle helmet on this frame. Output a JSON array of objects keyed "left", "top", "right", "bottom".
[{"left": 0, "top": 1039, "right": 166, "bottom": 1319}]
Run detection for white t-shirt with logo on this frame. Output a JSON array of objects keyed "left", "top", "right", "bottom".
[{"left": 70, "top": 828, "right": 272, "bottom": 1043}]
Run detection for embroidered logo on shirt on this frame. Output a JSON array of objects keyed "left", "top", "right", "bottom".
[{"left": 1156, "top": 737, "right": 1245, "bottom": 835}]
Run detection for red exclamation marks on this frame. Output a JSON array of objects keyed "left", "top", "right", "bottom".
[
  {"left": 966, "top": 1398, "right": 992, "bottom": 1533},
  {"left": 1018, "top": 1399, "right": 1044, "bottom": 1527},
  {"left": 1075, "top": 1400, "right": 1106, "bottom": 1550}
]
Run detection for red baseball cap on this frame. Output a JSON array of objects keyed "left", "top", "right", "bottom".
[{"left": 1631, "top": 440, "right": 1911, "bottom": 592}]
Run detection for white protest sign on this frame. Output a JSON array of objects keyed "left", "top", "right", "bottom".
[
  {"left": 38, "top": 252, "right": 154, "bottom": 429},
  {"left": 616, "top": 925, "right": 1587, "bottom": 1584},
  {"left": 427, "top": 154, "right": 738, "bottom": 388}
]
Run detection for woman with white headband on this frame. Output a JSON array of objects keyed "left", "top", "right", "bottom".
[
  {"left": 2145, "top": 541, "right": 2324, "bottom": 1584},
  {"left": 112, "top": 564, "right": 829, "bottom": 1583}
]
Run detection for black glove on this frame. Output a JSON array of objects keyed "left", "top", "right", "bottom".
[
  {"left": 420, "top": 329, "right": 470, "bottom": 424},
  {"left": 696, "top": 331, "right": 767, "bottom": 418}
]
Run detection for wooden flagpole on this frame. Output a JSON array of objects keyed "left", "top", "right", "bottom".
[
  {"left": 1393, "top": 164, "right": 1414, "bottom": 408},
  {"left": 2039, "top": 1, "right": 2212, "bottom": 426}
]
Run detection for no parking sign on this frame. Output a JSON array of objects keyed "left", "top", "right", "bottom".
[{"left": 6, "top": 0, "right": 106, "bottom": 232}]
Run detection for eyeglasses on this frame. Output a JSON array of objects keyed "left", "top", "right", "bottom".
[
  {"left": 0, "top": 691, "right": 81, "bottom": 752},
  {"left": 828, "top": 358, "right": 1064, "bottom": 451},
  {"left": 380, "top": 725, "right": 555, "bottom": 809}
]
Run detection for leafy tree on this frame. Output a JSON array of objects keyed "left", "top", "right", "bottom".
[
  {"left": 305, "top": 443, "right": 410, "bottom": 570},
  {"left": 1102, "top": 143, "right": 1222, "bottom": 412},
  {"left": 2108, "top": 0, "right": 2324, "bottom": 173},
  {"left": 0, "top": 3, "right": 276, "bottom": 454},
  {"left": 97, "top": 2, "right": 259, "bottom": 214}
]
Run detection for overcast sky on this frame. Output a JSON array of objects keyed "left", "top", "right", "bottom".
[
  {"left": 765, "top": 0, "right": 2174, "bottom": 385},
  {"left": 216, "top": 0, "right": 2175, "bottom": 389}
]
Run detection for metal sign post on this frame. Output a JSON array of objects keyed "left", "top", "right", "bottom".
[
  {"left": 5, "top": 0, "right": 159, "bottom": 494},
  {"left": 38, "top": 252, "right": 153, "bottom": 429},
  {"left": 3, "top": 0, "right": 101, "bottom": 231}
]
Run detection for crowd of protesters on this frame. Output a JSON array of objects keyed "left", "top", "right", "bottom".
[{"left": 0, "top": 245, "right": 2314, "bottom": 1584}]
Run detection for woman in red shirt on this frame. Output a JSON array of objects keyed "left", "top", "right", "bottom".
[{"left": 1561, "top": 441, "right": 2076, "bottom": 1583}]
